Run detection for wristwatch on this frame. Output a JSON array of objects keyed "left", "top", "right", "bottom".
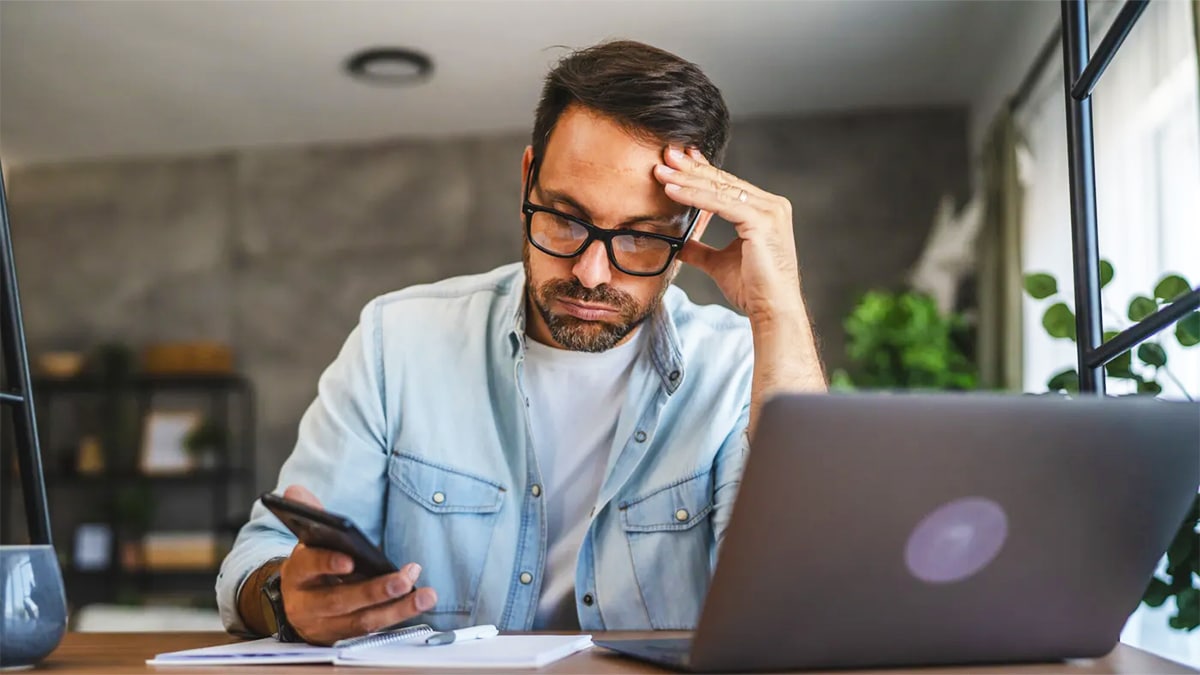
[{"left": 260, "top": 570, "right": 300, "bottom": 642}]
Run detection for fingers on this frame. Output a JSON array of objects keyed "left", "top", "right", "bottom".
[
  {"left": 281, "top": 558, "right": 439, "bottom": 645},
  {"left": 660, "top": 180, "right": 760, "bottom": 227},
  {"left": 677, "top": 239, "right": 722, "bottom": 274},
  {"left": 662, "top": 147, "right": 769, "bottom": 200},
  {"left": 324, "top": 587, "right": 439, "bottom": 642},
  {"left": 654, "top": 148, "right": 779, "bottom": 226},
  {"left": 283, "top": 484, "right": 324, "bottom": 510},
  {"left": 309, "top": 564, "right": 422, "bottom": 616},
  {"left": 284, "top": 543, "right": 354, "bottom": 586}
]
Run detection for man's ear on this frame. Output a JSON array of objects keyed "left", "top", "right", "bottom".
[
  {"left": 520, "top": 146, "right": 534, "bottom": 213},
  {"left": 518, "top": 144, "right": 532, "bottom": 225}
]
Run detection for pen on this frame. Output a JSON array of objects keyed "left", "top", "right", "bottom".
[{"left": 425, "top": 624, "right": 500, "bottom": 645}]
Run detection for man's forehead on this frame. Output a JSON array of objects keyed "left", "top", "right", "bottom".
[{"left": 539, "top": 106, "right": 663, "bottom": 183}]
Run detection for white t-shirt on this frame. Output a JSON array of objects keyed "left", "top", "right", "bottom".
[{"left": 523, "top": 328, "right": 645, "bottom": 630}]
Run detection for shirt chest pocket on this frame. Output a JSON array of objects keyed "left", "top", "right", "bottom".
[
  {"left": 620, "top": 470, "right": 714, "bottom": 629},
  {"left": 384, "top": 452, "right": 506, "bottom": 624}
]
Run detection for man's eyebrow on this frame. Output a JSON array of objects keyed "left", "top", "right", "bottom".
[{"left": 537, "top": 186, "right": 688, "bottom": 230}]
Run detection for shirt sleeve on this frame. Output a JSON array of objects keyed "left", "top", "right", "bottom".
[
  {"left": 710, "top": 401, "right": 750, "bottom": 560},
  {"left": 216, "top": 300, "right": 392, "bottom": 634}
]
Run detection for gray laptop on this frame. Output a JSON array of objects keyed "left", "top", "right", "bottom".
[{"left": 595, "top": 393, "right": 1199, "bottom": 672}]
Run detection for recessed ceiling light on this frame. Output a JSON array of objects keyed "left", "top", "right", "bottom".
[{"left": 344, "top": 48, "right": 433, "bottom": 86}]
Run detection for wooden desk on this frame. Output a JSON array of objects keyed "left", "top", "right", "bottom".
[{"left": 42, "top": 632, "right": 1196, "bottom": 674}]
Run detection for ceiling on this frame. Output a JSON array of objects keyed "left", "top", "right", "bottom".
[{"left": 0, "top": 0, "right": 1028, "bottom": 168}]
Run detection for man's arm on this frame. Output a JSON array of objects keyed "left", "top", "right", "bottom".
[
  {"left": 659, "top": 145, "right": 826, "bottom": 439},
  {"left": 217, "top": 301, "right": 394, "bottom": 636},
  {"left": 746, "top": 298, "right": 826, "bottom": 438}
]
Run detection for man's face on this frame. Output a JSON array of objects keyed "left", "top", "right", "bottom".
[{"left": 521, "top": 106, "right": 708, "bottom": 352}]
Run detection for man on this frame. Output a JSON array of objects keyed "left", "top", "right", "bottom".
[{"left": 217, "top": 39, "right": 825, "bottom": 645}]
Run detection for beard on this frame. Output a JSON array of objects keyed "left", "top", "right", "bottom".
[{"left": 522, "top": 243, "right": 675, "bottom": 353}]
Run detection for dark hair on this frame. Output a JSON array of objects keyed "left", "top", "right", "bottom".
[{"left": 532, "top": 40, "right": 731, "bottom": 168}]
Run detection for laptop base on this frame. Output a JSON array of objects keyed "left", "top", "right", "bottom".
[{"left": 593, "top": 638, "right": 693, "bottom": 672}]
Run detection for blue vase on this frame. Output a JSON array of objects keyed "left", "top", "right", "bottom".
[{"left": 0, "top": 545, "right": 67, "bottom": 670}]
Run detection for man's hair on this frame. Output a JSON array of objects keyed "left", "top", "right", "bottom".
[{"left": 532, "top": 40, "right": 731, "bottom": 167}]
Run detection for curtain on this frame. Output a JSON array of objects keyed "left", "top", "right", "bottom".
[{"left": 974, "top": 108, "right": 1024, "bottom": 391}]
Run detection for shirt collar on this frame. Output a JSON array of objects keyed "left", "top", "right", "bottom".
[{"left": 504, "top": 268, "right": 685, "bottom": 394}]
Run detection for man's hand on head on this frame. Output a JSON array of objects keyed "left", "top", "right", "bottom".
[
  {"left": 652, "top": 147, "right": 827, "bottom": 432},
  {"left": 653, "top": 146, "right": 805, "bottom": 326}
]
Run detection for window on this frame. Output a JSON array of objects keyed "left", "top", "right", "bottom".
[
  {"left": 1014, "top": 1, "right": 1198, "bottom": 666},
  {"left": 1018, "top": 0, "right": 1199, "bottom": 399}
]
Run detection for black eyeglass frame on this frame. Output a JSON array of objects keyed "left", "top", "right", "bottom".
[{"left": 521, "top": 158, "right": 701, "bottom": 277}]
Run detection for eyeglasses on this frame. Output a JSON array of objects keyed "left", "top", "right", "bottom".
[{"left": 522, "top": 158, "right": 700, "bottom": 277}]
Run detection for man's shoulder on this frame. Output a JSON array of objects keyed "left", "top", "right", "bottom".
[
  {"left": 662, "top": 285, "right": 751, "bottom": 345},
  {"left": 365, "top": 263, "right": 523, "bottom": 321}
]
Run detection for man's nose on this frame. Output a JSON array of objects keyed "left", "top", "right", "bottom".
[{"left": 571, "top": 240, "right": 613, "bottom": 289}]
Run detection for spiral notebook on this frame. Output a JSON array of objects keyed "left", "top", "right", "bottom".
[{"left": 148, "top": 624, "right": 593, "bottom": 669}]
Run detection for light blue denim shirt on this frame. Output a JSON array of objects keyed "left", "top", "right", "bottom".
[{"left": 217, "top": 262, "right": 753, "bottom": 633}]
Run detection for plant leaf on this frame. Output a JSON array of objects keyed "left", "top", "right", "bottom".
[
  {"left": 1137, "top": 343, "right": 1167, "bottom": 368},
  {"left": 1099, "top": 260, "right": 1114, "bottom": 289},
  {"left": 1177, "top": 587, "right": 1199, "bottom": 608},
  {"left": 1168, "top": 614, "right": 1199, "bottom": 631},
  {"left": 1046, "top": 369, "right": 1079, "bottom": 393},
  {"left": 1128, "top": 296, "right": 1157, "bottom": 322},
  {"left": 1154, "top": 274, "right": 1191, "bottom": 302},
  {"left": 1177, "top": 312, "right": 1200, "bottom": 348},
  {"left": 1042, "top": 303, "right": 1076, "bottom": 340},
  {"left": 1024, "top": 273, "right": 1058, "bottom": 300},
  {"left": 1166, "top": 522, "right": 1197, "bottom": 573},
  {"left": 1137, "top": 380, "right": 1163, "bottom": 395},
  {"left": 1143, "top": 577, "right": 1172, "bottom": 607},
  {"left": 1105, "top": 350, "right": 1134, "bottom": 379},
  {"left": 830, "top": 369, "right": 856, "bottom": 391}
]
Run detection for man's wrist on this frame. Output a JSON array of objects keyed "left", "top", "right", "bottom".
[
  {"left": 237, "top": 558, "right": 286, "bottom": 637},
  {"left": 749, "top": 301, "right": 809, "bottom": 343}
]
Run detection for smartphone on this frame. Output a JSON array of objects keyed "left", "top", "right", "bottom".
[{"left": 260, "top": 491, "right": 397, "bottom": 581}]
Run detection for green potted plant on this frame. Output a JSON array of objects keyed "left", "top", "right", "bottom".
[
  {"left": 1024, "top": 262, "right": 1199, "bottom": 631},
  {"left": 832, "top": 290, "right": 977, "bottom": 391},
  {"left": 183, "top": 419, "right": 229, "bottom": 471}
]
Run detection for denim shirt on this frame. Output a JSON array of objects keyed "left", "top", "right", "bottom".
[{"left": 216, "top": 263, "right": 753, "bottom": 633}]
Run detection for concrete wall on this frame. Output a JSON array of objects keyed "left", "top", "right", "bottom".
[{"left": 8, "top": 107, "right": 968, "bottom": 492}]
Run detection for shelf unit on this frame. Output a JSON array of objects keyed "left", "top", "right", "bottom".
[{"left": 0, "top": 372, "right": 255, "bottom": 610}]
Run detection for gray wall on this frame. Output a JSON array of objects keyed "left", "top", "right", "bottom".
[{"left": 8, "top": 107, "right": 967, "bottom": 492}]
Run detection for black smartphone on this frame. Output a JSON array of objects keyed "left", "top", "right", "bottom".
[{"left": 260, "top": 491, "right": 397, "bottom": 581}]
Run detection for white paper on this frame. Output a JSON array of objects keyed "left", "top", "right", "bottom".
[
  {"left": 334, "top": 634, "right": 593, "bottom": 669},
  {"left": 147, "top": 637, "right": 336, "bottom": 666}
]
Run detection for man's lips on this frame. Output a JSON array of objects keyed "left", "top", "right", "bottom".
[{"left": 556, "top": 298, "right": 619, "bottom": 321}]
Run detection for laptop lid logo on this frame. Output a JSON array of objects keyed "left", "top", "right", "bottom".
[{"left": 905, "top": 497, "right": 1008, "bottom": 584}]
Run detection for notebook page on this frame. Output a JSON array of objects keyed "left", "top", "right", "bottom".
[
  {"left": 147, "top": 637, "right": 336, "bottom": 666},
  {"left": 334, "top": 634, "right": 593, "bottom": 669}
]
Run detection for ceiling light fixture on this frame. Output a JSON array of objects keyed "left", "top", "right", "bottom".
[{"left": 344, "top": 47, "right": 434, "bottom": 86}]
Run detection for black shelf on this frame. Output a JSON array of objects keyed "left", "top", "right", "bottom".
[
  {"left": 30, "top": 372, "right": 250, "bottom": 394},
  {"left": 0, "top": 369, "right": 255, "bottom": 611},
  {"left": 67, "top": 568, "right": 222, "bottom": 581},
  {"left": 43, "top": 468, "right": 249, "bottom": 487}
]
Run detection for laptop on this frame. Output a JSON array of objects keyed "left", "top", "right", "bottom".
[{"left": 595, "top": 393, "right": 1199, "bottom": 672}]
